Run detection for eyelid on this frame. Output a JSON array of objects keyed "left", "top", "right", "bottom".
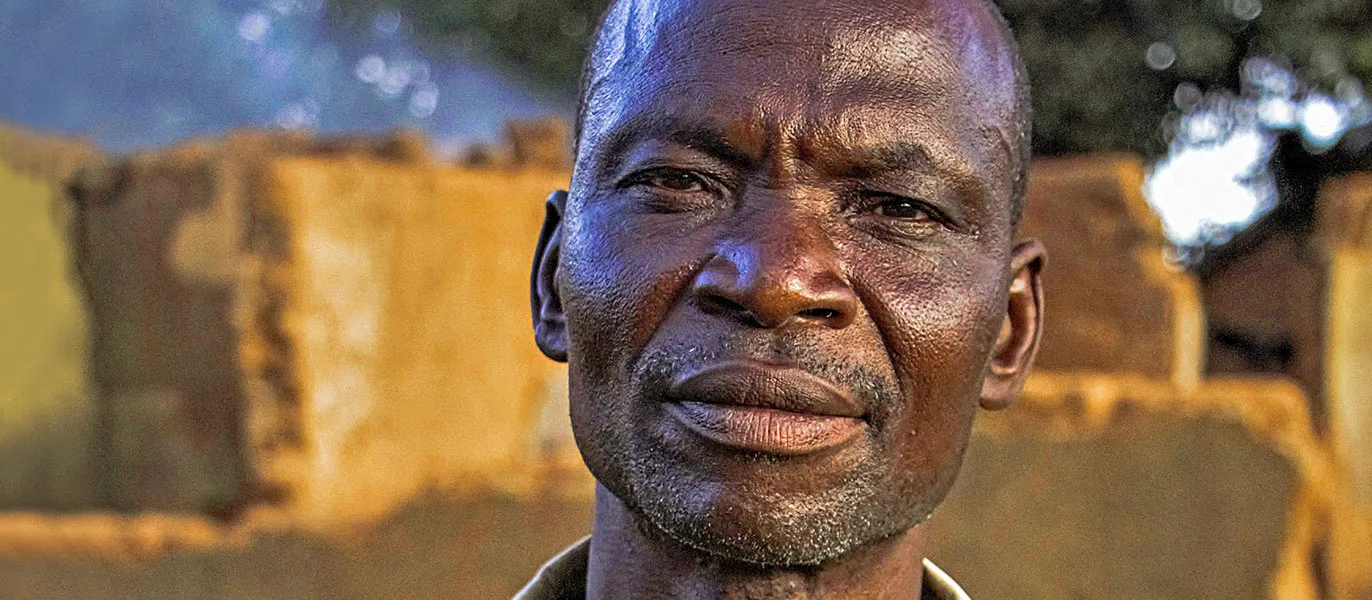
[
  {"left": 859, "top": 190, "right": 951, "bottom": 221},
  {"left": 617, "top": 165, "right": 722, "bottom": 192}
]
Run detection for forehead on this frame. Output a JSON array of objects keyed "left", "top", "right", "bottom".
[{"left": 579, "top": 0, "right": 1018, "bottom": 189}]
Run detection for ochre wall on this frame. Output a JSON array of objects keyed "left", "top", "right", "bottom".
[
  {"left": 1317, "top": 173, "right": 1372, "bottom": 600},
  {"left": 931, "top": 156, "right": 1327, "bottom": 600},
  {"left": 0, "top": 132, "right": 1365, "bottom": 600},
  {"left": 1017, "top": 155, "right": 1202, "bottom": 386},
  {"left": 0, "top": 161, "right": 97, "bottom": 510},
  {"left": 2, "top": 134, "right": 596, "bottom": 599},
  {"left": 929, "top": 374, "right": 1323, "bottom": 600},
  {"left": 0, "top": 494, "right": 591, "bottom": 600},
  {"left": 262, "top": 158, "right": 574, "bottom": 521}
]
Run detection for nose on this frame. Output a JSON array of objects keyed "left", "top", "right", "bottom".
[{"left": 690, "top": 213, "right": 858, "bottom": 330}]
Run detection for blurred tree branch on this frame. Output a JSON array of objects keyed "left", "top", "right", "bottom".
[
  {"left": 327, "top": 0, "right": 603, "bottom": 100},
  {"left": 335, "top": 0, "right": 1372, "bottom": 162}
]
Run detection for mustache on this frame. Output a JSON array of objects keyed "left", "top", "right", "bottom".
[{"left": 630, "top": 336, "right": 903, "bottom": 422}]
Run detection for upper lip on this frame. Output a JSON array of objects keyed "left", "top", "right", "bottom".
[{"left": 665, "top": 360, "right": 864, "bottom": 419}]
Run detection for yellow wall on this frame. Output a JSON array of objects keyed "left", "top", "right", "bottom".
[
  {"left": 263, "top": 159, "right": 577, "bottom": 521},
  {"left": 1328, "top": 249, "right": 1372, "bottom": 507},
  {"left": 0, "top": 162, "right": 96, "bottom": 509}
]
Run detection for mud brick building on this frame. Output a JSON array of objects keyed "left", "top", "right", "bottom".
[
  {"left": 0, "top": 124, "right": 1368, "bottom": 599},
  {"left": 1199, "top": 168, "right": 1372, "bottom": 600}
]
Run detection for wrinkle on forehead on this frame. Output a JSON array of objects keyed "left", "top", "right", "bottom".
[
  {"left": 822, "top": 3, "right": 1015, "bottom": 120},
  {"left": 935, "top": 2, "right": 1018, "bottom": 124},
  {"left": 822, "top": 25, "right": 954, "bottom": 91},
  {"left": 579, "top": 0, "right": 710, "bottom": 166},
  {"left": 580, "top": 0, "right": 665, "bottom": 140},
  {"left": 585, "top": 0, "right": 1016, "bottom": 115}
]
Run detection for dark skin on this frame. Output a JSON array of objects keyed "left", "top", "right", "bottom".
[{"left": 531, "top": 0, "right": 1045, "bottom": 597}]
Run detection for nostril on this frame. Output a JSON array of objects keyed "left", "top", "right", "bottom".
[
  {"left": 799, "top": 307, "right": 841, "bottom": 321},
  {"left": 698, "top": 294, "right": 752, "bottom": 318}
]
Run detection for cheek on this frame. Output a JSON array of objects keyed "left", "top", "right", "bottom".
[
  {"left": 870, "top": 255, "right": 1003, "bottom": 381},
  {"left": 559, "top": 203, "right": 710, "bottom": 376},
  {"left": 855, "top": 248, "right": 1006, "bottom": 451}
]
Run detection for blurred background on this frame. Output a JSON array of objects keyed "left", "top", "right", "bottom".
[{"left": 1, "top": 1, "right": 1371, "bottom": 599}]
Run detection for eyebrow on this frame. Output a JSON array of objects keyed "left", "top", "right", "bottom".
[
  {"left": 661, "top": 125, "right": 755, "bottom": 168},
  {"left": 831, "top": 139, "right": 990, "bottom": 205},
  {"left": 592, "top": 111, "right": 991, "bottom": 204},
  {"left": 827, "top": 141, "right": 938, "bottom": 180},
  {"left": 594, "top": 112, "right": 756, "bottom": 174}
]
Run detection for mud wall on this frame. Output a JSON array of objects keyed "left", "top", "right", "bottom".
[
  {"left": 0, "top": 158, "right": 98, "bottom": 510},
  {"left": 1317, "top": 173, "right": 1372, "bottom": 600},
  {"left": 0, "top": 128, "right": 1367, "bottom": 600}
]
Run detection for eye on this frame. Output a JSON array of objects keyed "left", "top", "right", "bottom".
[
  {"left": 633, "top": 168, "right": 709, "bottom": 193},
  {"left": 618, "top": 167, "right": 724, "bottom": 214},
  {"left": 871, "top": 195, "right": 935, "bottom": 221}
]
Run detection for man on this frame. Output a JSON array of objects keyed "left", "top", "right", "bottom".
[{"left": 523, "top": 0, "right": 1044, "bottom": 597}]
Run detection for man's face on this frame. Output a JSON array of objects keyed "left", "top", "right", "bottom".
[{"left": 532, "top": 0, "right": 1043, "bottom": 566}]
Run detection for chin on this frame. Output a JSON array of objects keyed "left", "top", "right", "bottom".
[{"left": 610, "top": 458, "right": 931, "bottom": 567}]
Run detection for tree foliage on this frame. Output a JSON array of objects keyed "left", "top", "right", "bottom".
[
  {"left": 344, "top": 0, "right": 1372, "bottom": 158},
  {"left": 1001, "top": 0, "right": 1372, "bottom": 156},
  {"left": 329, "top": 0, "right": 603, "bottom": 101}
]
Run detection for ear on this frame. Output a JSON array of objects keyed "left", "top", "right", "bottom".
[
  {"left": 980, "top": 239, "right": 1046, "bottom": 411},
  {"left": 531, "top": 190, "right": 569, "bottom": 362}
]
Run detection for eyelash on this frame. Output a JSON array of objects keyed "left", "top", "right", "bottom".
[
  {"left": 617, "top": 167, "right": 728, "bottom": 214},
  {"left": 621, "top": 168, "right": 715, "bottom": 194},
  {"left": 617, "top": 170, "right": 950, "bottom": 230},
  {"left": 857, "top": 191, "right": 947, "bottom": 224}
]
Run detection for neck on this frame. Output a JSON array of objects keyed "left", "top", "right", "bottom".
[{"left": 585, "top": 485, "right": 927, "bottom": 600}]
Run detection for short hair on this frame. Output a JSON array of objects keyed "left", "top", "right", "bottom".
[{"left": 573, "top": 0, "right": 1034, "bottom": 224}]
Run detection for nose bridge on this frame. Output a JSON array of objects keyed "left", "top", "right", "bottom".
[
  {"left": 692, "top": 194, "right": 857, "bottom": 329},
  {"left": 730, "top": 201, "right": 838, "bottom": 288}
]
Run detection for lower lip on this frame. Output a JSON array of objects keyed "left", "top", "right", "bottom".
[{"left": 664, "top": 401, "right": 865, "bottom": 456}]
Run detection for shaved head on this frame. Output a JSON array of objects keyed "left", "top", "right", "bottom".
[{"left": 574, "top": 0, "right": 1033, "bottom": 222}]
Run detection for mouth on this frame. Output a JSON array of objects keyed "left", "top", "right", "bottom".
[{"left": 663, "top": 360, "right": 867, "bottom": 456}]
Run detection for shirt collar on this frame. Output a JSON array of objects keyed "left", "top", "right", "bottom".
[{"left": 516, "top": 537, "right": 971, "bottom": 600}]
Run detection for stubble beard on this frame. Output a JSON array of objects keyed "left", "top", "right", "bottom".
[
  {"left": 617, "top": 447, "right": 936, "bottom": 567},
  {"left": 574, "top": 343, "right": 945, "bottom": 567}
]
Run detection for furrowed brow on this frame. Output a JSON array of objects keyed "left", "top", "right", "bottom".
[
  {"left": 593, "top": 113, "right": 756, "bottom": 174},
  {"left": 661, "top": 125, "right": 754, "bottom": 168},
  {"left": 826, "top": 139, "right": 994, "bottom": 215},
  {"left": 830, "top": 141, "right": 938, "bottom": 179}
]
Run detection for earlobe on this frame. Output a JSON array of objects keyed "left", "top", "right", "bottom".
[
  {"left": 531, "top": 190, "right": 570, "bottom": 362},
  {"left": 979, "top": 239, "right": 1046, "bottom": 411}
]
